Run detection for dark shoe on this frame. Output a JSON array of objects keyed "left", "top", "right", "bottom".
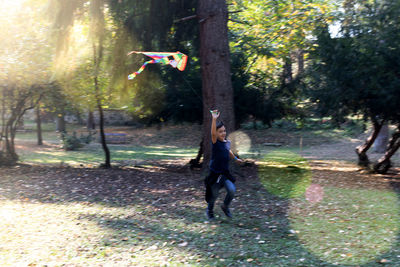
[
  {"left": 221, "top": 205, "right": 232, "bottom": 218},
  {"left": 205, "top": 208, "right": 215, "bottom": 220}
]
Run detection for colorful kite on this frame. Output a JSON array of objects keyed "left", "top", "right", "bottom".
[{"left": 127, "top": 51, "right": 188, "bottom": 80}]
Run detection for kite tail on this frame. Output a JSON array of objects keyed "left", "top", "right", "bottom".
[
  {"left": 128, "top": 59, "right": 157, "bottom": 80},
  {"left": 127, "top": 51, "right": 188, "bottom": 80}
]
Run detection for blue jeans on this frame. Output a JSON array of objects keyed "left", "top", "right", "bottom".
[{"left": 207, "top": 178, "right": 236, "bottom": 211}]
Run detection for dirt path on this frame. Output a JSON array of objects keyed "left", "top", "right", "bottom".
[{"left": 301, "top": 136, "right": 400, "bottom": 167}]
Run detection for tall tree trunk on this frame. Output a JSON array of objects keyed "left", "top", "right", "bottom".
[
  {"left": 96, "top": 93, "right": 111, "bottom": 168},
  {"left": 198, "top": 0, "right": 235, "bottom": 170},
  {"left": 56, "top": 112, "right": 66, "bottom": 132},
  {"left": 374, "top": 125, "right": 400, "bottom": 174},
  {"left": 373, "top": 123, "right": 389, "bottom": 153},
  {"left": 355, "top": 117, "right": 384, "bottom": 167},
  {"left": 297, "top": 49, "right": 304, "bottom": 76},
  {"left": 0, "top": 86, "right": 5, "bottom": 150},
  {"left": 282, "top": 56, "right": 293, "bottom": 86},
  {"left": 16, "top": 117, "right": 24, "bottom": 131},
  {"left": 87, "top": 110, "right": 96, "bottom": 129},
  {"left": 75, "top": 110, "right": 84, "bottom": 125},
  {"left": 36, "top": 105, "right": 43, "bottom": 145}
]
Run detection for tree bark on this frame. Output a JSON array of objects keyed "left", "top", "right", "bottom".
[
  {"left": 190, "top": 138, "right": 204, "bottom": 169},
  {"left": 355, "top": 117, "right": 384, "bottom": 167},
  {"left": 5, "top": 118, "right": 18, "bottom": 163},
  {"left": 0, "top": 86, "right": 5, "bottom": 150},
  {"left": 93, "top": 42, "right": 110, "bottom": 169},
  {"left": 87, "top": 110, "right": 96, "bottom": 129},
  {"left": 372, "top": 123, "right": 389, "bottom": 153},
  {"left": 0, "top": 85, "right": 41, "bottom": 166},
  {"left": 56, "top": 113, "right": 66, "bottom": 133},
  {"left": 282, "top": 56, "right": 293, "bottom": 86},
  {"left": 36, "top": 105, "right": 43, "bottom": 145},
  {"left": 373, "top": 125, "right": 400, "bottom": 174},
  {"left": 198, "top": 0, "right": 235, "bottom": 170},
  {"left": 96, "top": 94, "right": 111, "bottom": 168},
  {"left": 297, "top": 49, "right": 304, "bottom": 76}
]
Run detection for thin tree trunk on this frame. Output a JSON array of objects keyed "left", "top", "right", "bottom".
[
  {"left": 93, "top": 42, "right": 110, "bottom": 168},
  {"left": 95, "top": 84, "right": 110, "bottom": 168},
  {"left": 56, "top": 112, "right": 66, "bottom": 132},
  {"left": 297, "top": 49, "right": 304, "bottom": 76},
  {"left": 4, "top": 118, "right": 18, "bottom": 163},
  {"left": 373, "top": 125, "right": 400, "bottom": 174},
  {"left": 282, "top": 56, "right": 293, "bottom": 86},
  {"left": 87, "top": 110, "right": 96, "bottom": 129},
  {"left": 76, "top": 110, "right": 84, "bottom": 125},
  {"left": 198, "top": 0, "right": 235, "bottom": 171},
  {"left": 355, "top": 117, "right": 384, "bottom": 167},
  {"left": 0, "top": 86, "right": 40, "bottom": 166},
  {"left": 0, "top": 86, "right": 5, "bottom": 150},
  {"left": 36, "top": 105, "right": 43, "bottom": 145}
]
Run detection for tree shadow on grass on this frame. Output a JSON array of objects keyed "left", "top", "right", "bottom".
[
  {"left": 75, "top": 185, "right": 339, "bottom": 266},
  {"left": 0, "top": 163, "right": 399, "bottom": 266}
]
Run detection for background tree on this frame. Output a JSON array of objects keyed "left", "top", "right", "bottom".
[
  {"left": 107, "top": 0, "right": 202, "bottom": 125},
  {"left": 228, "top": 0, "right": 337, "bottom": 126},
  {"left": 197, "top": 0, "right": 236, "bottom": 169},
  {"left": 50, "top": 0, "right": 118, "bottom": 168},
  {"left": 306, "top": 0, "right": 400, "bottom": 173},
  {"left": 0, "top": 0, "right": 51, "bottom": 165}
]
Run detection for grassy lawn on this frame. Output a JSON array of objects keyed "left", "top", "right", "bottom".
[
  {"left": 1, "top": 124, "right": 399, "bottom": 265},
  {"left": 19, "top": 144, "right": 198, "bottom": 166}
]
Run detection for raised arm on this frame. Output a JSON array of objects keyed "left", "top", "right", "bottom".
[{"left": 210, "top": 110, "right": 219, "bottom": 144}]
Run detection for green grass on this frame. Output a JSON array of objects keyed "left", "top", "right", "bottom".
[
  {"left": 4, "top": 124, "right": 400, "bottom": 265},
  {"left": 289, "top": 187, "right": 400, "bottom": 265},
  {"left": 257, "top": 149, "right": 400, "bottom": 265},
  {"left": 19, "top": 144, "right": 198, "bottom": 166},
  {"left": 1, "top": 161, "right": 400, "bottom": 266},
  {"left": 258, "top": 150, "right": 312, "bottom": 198},
  {"left": 15, "top": 122, "right": 83, "bottom": 143}
]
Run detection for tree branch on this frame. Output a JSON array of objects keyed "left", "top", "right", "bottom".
[
  {"left": 228, "top": 18, "right": 249, "bottom": 25},
  {"left": 228, "top": 10, "right": 243, "bottom": 14},
  {"left": 174, "top": 15, "right": 197, "bottom": 23}
]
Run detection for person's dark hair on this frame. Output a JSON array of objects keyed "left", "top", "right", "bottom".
[{"left": 216, "top": 121, "right": 225, "bottom": 130}]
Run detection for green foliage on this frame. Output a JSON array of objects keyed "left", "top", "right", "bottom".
[
  {"left": 61, "top": 132, "right": 84, "bottom": 151},
  {"left": 306, "top": 0, "right": 400, "bottom": 124},
  {"left": 227, "top": 0, "right": 338, "bottom": 126},
  {"left": 106, "top": 0, "right": 201, "bottom": 124},
  {"left": 61, "top": 131, "right": 95, "bottom": 151}
]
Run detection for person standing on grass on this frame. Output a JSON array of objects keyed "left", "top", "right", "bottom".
[{"left": 205, "top": 109, "right": 243, "bottom": 220}]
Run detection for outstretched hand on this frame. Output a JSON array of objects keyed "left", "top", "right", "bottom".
[{"left": 210, "top": 110, "right": 220, "bottom": 119}]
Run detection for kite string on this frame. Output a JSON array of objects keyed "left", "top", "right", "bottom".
[{"left": 179, "top": 73, "right": 211, "bottom": 112}]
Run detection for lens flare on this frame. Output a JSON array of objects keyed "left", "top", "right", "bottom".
[
  {"left": 305, "top": 184, "right": 324, "bottom": 203},
  {"left": 289, "top": 187, "right": 400, "bottom": 265},
  {"left": 258, "top": 150, "right": 311, "bottom": 199},
  {"left": 228, "top": 131, "right": 251, "bottom": 155}
]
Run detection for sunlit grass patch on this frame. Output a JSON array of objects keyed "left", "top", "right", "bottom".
[
  {"left": 0, "top": 201, "right": 205, "bottom": 266},
  {"left": 258, "top": 150, "right": 311, "bottom": 198},
  {"left": 19, "top": 144, "right": 197, "bottom": 166},
  {"left": 289, "top": 186, "right": 400, "bottom": 265}
]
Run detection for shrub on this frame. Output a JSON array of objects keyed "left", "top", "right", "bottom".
[{"left": 61, "top": 132, "right": 83, "bottom": 151}]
